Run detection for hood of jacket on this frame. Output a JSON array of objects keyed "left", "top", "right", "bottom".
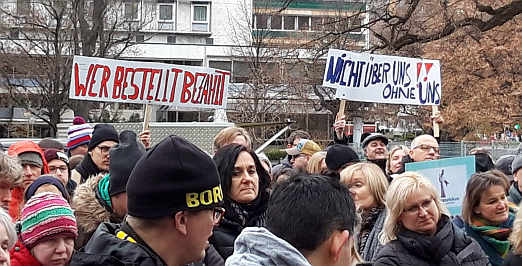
[
  {"left": 225, "top": 227, "right": 311, "bottom": 266},
  {"left": 10, "top": 241, "right": 42, "bottom": 266},
  {"left": 7, "top": 141, "right": 49, "bottom": 221},
  {"left": 71, "top": 173, "right": 111, "bottom": 248}
]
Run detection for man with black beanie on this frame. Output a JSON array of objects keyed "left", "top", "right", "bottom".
[
  {"left": 71, "top": 124, "right": 119, "bottom": 184},
  {"left": 71, "top": 135, "right": 225, "bottom": 266}
]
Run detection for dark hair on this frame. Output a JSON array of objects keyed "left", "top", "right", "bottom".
[
  {"left": 287, "top": 130, "right": 311, "bottom": 145},
  {"left": 213, "top": 144, "right": 270, "bottom": 201},
  {"left": 266, "top": 173, "right": 356, "bottom": 252}
]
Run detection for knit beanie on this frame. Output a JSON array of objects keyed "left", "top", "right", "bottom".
[
  {"left": 108, "top": 131, "right": 145, "bottom": 196},
  {"left": 325, "top": 144, "right": 360, "bottom": 171},
  {"left": 18, "top": 152, "right": 43, "bottom": 168},
  {"left": 67, "top": 117, "right": 93, "bottom": 150},
  {"left": 20, "top": 192, "right": 77, "bottom": 249},
  {"left": 24, "top": 175, "right": 69, "bottom": 202},
  {"left": 512, "top": 155, "right": 522, "bottom": 176},
  {"left": 87, "top": 124, "right": 119, "bottom": 151},
  {"left": 127, "top": 135, "right": 223, "bottom": 218}
]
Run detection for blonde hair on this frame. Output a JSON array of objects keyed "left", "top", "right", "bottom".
[
  {"left": 340, "top": 162, "right": 389, "bottom": 207},
  {"left": 0, "top": 153, "right": 23, "bottom": 187},
  {"left": 379, "top": 171, "right": 450, "bottom": 244},
  {"left": 510, "top": 202, "right": 522, "bottom": 254},
  {"left": 213, "top": 127, "right": 252, "bottom": 152},
  {"left": 306, "top": 151, "right": 326, "bottom": 174},
  {"left": 386, "top": 145, "right": 409, "bottom": 174},
  {"left": 0, "top": 208, "right": 16, "bottom": 249}
]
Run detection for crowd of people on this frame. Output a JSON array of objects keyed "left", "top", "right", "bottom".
[{"left": 0, "top": 115, "right": 521, "bottom": 266}]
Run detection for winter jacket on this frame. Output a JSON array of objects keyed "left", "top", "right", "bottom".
[
  {"left": 72, "top": 153, "right": 105, "bottom": 184},
  {"left": 508, "top": 183, "right": 522, "bottom": 205},
  {"left": 71, "top": 173, "right": 112, "bottom": 249},
  {"left": 7, "top": 141, "right": 49, "bottom": 221},
  {"left": 502, "top": 253, "right": 522, "bottom": 266},
  {"left": 70, "top": 222, "right": 224, "bottom": 266},
  {"left": 10, "top": 241, "right": 42, "bottom": 266},
  {"left": 70, "top": 222, "right": 166, "bottom": 266},
  {"left": 361, "top": 208, "right": 386, "bottom": 262},
  {"left": 374, "top": 215, "right": 489, "bottom": 266},
  {"left": 225, "top": 227, "right": 311, "bottom": 266}
]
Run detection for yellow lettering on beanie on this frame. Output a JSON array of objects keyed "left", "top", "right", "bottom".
[{"left": 185, "top": 185, "right": 223, "bottom": 208}]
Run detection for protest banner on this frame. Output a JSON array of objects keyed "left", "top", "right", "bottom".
[
  {"left": 322, "top": 49, "right": 441, "bottom": 106},
  {"left": 69, "top": 56, "right": 231, "bottom": 109},
  {"left": 405, "top": 156, "right": 476, "bottom": 216}
]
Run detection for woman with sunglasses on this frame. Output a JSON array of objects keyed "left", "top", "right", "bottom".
[{"left": 211, "top": 144, "right": 271, "bottom": 261}]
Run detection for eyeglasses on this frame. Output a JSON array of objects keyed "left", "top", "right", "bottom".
[
  {"left": 49, "top": 166, "right": 68, "bottom": 173},
  {"left": 212, "top": 207, "right": 225, "bottom": 224},
  {"left": 404, "top": 198, "right": 434, "bottom": 215},
  {"left": 412, "top": 144, "right": 440, "bottom": 154},
  {"left": 96, "top": 145, "right": 113, "bottom": 154}
]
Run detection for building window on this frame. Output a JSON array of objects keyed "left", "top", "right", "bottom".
[
  {"left": 255, "top": 14, "right": 268, "bottom": 30},
  {"left": 167, "top": 35, "right": 176, "bottom": 43},
  {"left": 192, "top": 3, "right": 210, "bottom": 32},
  {"left": 298, "top": 16, "right": 310, "bottom": 31},
  {"left": 311, "top": 17, "right": 323, "bottom": 31},
  {"left": 209, "top": 61, "right": 231, "bottom": 72},
  {"left": 135, "top": 34, "right": 145, "bottom": 43},
  {"left": 283, "top": 16, "right": 296, "bottom": 30},
  {"left": 124, "top": 1, "right": 139, "bottom": 21},
  {"left": 17, "top": 0, "right": 30, "bottom": 15},
  {"left": 159, "top": 4, "right": 174, "bottom": 21},
  {"left": 270, "top": 15, "right": 282, "bottom": 30}
]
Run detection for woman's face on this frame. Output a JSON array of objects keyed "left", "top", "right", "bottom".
[
  {"left": 228, "top": 151, "right": 259, "bottom": 204},
  {"left": 31, "top": 236, "right": 74, "bottom": 266},
  {"left": 346, "top": 173, "right": 376, "bottom": 210},
  {"left": 399, "top": 189, "right": 439, "bottom": 235},
  {"left": 390, "top": 149, "right": 407, "bottom": 174},
  {"left": 473, "top": 185, "right": 509, "bottom": 225},
  {"left": 0, "top": 224, "right": 10, "bottom": 266}
]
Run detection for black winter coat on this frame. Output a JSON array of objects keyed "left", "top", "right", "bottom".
[
  {"left": 374, "top": 216, "right": 490, "bottom": 266},
  {"left": 70, "top": 222, "right": 224, "bottom": 266},
  {"left": 502, "top": 253, "right": 522, "bottom": 266}
]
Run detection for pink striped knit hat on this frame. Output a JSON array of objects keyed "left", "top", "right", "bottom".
[{"left": 20, "top": 192, "right": 78, "bottom": 249}]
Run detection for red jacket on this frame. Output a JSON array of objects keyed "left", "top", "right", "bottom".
[
  {"left": 10, "top": 241, "right": 42, "bottom": 266},
  {"left": 7, "top": 141, "right": 49, "bottom": 221}
]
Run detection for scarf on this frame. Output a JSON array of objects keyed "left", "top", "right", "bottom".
[
  {"left": 75, "top": 154, "right": 103, "bottom": 183},
  {"left": 357, "top": 205, "right": 384, "bottom": 254},
  {"left": 94, "top": 174, "right": 113, "bottom": 213},
  {"left": 469, "top": 212, "right": 515, "bottom": 259}
]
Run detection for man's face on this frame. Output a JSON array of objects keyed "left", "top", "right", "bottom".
[
  {"left": 364, "top": 139, "right": 388, "bottom": 160},
  {"left": 88, "top": 140, "right": 117, "bottom": 171},
  {"left": 0, "top": 182, "right": 12, "bottom": 211},
  {"left": 409, "top": 136, "right": 440, "bottom": 162},
  {"left": 22, "top": 163, "right": 41, "bottom": 189},
  {"left": 48, "top": 159, "right": 69, "bottom": 185},
  {"left": 70, "top": 144, "right": 88, "bottom": 156},
  {"left": 291, "top": 153, "right": 310, "bottom": 171},
  {"left": 184, "top": 209, "right": 216, "bottom": 263}
]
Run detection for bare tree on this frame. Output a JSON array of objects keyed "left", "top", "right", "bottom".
[{"left": 0, "top": 0, "right": 153, "bottom": 136}]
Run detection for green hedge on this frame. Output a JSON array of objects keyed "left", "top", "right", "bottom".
[{"left": 265, "top": 148, "right": 287, "bottom": 161}]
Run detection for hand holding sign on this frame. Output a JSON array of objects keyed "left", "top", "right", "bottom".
[{"left": 334, "top": 114, "right": 346, "bottom": 140}]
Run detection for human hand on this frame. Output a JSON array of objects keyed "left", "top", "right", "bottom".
[{"left": 139, "top": 130, "right": 151, "bottom": 149}]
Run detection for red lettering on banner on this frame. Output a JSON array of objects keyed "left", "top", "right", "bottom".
[
  {"left": 169, "top": 68, "right": 183, "bottom": 102},
  {"left": 88, "top": 64, "right": 103, "bottom": 97},
  {"left": 126, "top": 68, "right": 139, "bottom": 100},
  {"left": 147, "top": 69, "right": 161, "bottom": 101},
  {"left": 181, "top": 71, "right": 194, "bottom": 103},
  {"left": 74, "top": 63, "right": 91, "bottom": 96},
  {"left": 99, "top": 65, "right": 111, "bottom": 98},
  {"left": 135, "top": 68, "right": 152, "bottom": 100},
  {"left": 112, "top": 66, "right": 124, "bottom": 99},
  {"left": 161, "top": 70, "right": 170, "bottom": 102},
  {"left": 154, "top": 69, "right": 163, "bottom": 102},
  {"left": 200, "top": 74, "right": 210, "bottom": 104},
  {"left": 192, "top": 72, "right": 206, "bottom": 104},
  {"left": 216, "top": 71, "right": 230, "bottom": 106}
]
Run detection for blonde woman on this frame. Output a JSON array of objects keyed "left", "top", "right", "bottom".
[
  {"left": 340, "top": 162, "right": 388, "bottom": 262},
  {"left": 386, "top": 145, "right": 409, "bottom": 175},
  {"left": 306, "top": 151, "right": 327, "bottom": 174},
  {"left": 213, "top": 127, "right": 252, "bottom": 153},
  {"left": 374, "top": 172, "right": 488, "bottom": 266},
  {"left": 505, "top": 202, "right": 522, "bottom": 265}
]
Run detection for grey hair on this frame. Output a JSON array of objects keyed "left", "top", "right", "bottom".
[
  {"left": 0, "top": 153, "right": 23, "bottom": 186},
  {"left": 0, "top": 208, "right": 17, "bottom": 249}
]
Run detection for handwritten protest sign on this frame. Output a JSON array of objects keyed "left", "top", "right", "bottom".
[
  {"left": 405, "top": 156, "right": 476, "bottom": 216},
  {"left": 69, "top": 56, "right": 230, "bottom": 109},
  {"left": 322, "top": 49, "right": 441, "bottom": 105}
]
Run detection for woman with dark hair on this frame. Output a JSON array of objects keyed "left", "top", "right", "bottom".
[{"left": 210, "top": 144, "right": 271, "bottom": 260}]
